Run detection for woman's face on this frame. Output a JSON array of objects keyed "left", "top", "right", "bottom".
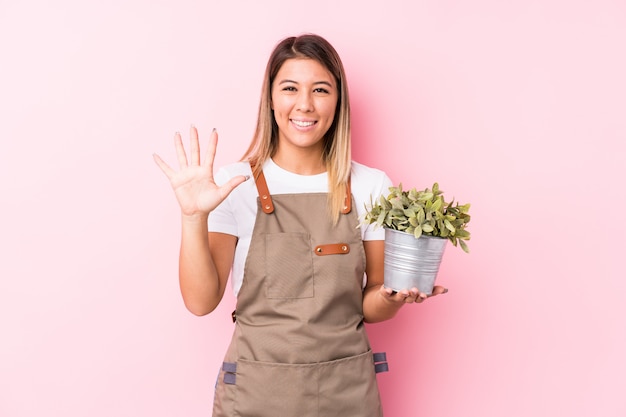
[{"left": 271, "top": 58, "right": 338, "bottom": 155}]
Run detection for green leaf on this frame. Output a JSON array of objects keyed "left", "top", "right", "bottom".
[
  {"left": 388, "top": 185, "right": 401, "bottom": 195},
  {"left": 413, "top": 225, "right": 423, "bottom": 239},
  {"left": 431, "top": 197, "right": 443, "bottom": 213},
  {"left": 422, "top": 224, "right": 434, "bottom": 233},
  {"left": 380, "top": 195, "right": 392, "bottom": 210},
  {"left": 391, "top": 197, "right": 404, "bottom": 210},
  {"left": 418, "top": 192, "right": 434, "bottom": 202},
  {"left": 417, "top": 209, "right": 425, "bottom": 225},
  {"left": 376, "top": 210, "right": 386, "bottom": 226},
  {"left": 459, "top": 239, "right": 470, "bottom": 253},
  {"left": 444, "top": 219, "right": 456, "bottom": 233},
  {"left": 403, "top": 208, "right": 416, "bottom": 217}
]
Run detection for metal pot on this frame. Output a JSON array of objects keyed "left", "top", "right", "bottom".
[{"left": 383, "top": 228, "right": 447, "bottom": 295}]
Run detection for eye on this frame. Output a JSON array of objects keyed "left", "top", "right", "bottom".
[
  {"left": 313, "top": 87, "right": 330, "bottom": 94},
  {"left": 282, "top": 86, "right": 297, "bottom": 92}
]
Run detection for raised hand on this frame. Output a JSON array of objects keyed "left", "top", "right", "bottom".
[{"left": 153, "top": 126, "right": 248, "bottom": 217}]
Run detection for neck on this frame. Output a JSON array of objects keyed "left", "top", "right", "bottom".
[{"left": 272, "top": 146, "right": 326, "bottom": 175}]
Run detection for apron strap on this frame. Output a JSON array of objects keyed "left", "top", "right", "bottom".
[
  {"left": 251, "top": 162, "right": 275, "bottom": 214},
  {"left": 250, "top": 161, "right": 352, "bottom": 215}
]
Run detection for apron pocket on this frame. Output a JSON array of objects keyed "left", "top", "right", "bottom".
[
  {"left": 235, "top": 359, "right": 318, "bottom": 417},
  {"left": 233, "top": 351, "right": 383, "bottom": 417},
  {"left": 265, "top": 232, "right": 314, "bottom": 298},
  {"left": 317, "top": 350, "right": 383, "bottom": 417}
]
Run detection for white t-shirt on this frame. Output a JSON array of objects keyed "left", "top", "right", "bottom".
[{"left": 209, "top": 158, "right": 393, "bottom": 295}]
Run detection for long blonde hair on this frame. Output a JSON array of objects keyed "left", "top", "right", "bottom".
[{"left": 242, "top": 34, "right": 352, "bottom": 224}]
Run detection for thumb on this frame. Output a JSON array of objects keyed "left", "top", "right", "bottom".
[
  {"left": 218, "top": 175, "right": 250, "bottom": 200},
  {"left": 428, "top": 285, "right": 449, "bottom": 297}
]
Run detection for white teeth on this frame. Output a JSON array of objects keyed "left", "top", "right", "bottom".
[{"left": 292, "top": 120, "right": 315, "bottom": 127}]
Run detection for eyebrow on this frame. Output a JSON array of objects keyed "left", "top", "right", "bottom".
[{"left": 278, "top": 79, "right": 334, "bottom": 87}]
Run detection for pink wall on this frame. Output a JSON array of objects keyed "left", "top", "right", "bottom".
[{"left": 1, "top": 1, "right": 624, "bottom": 416}]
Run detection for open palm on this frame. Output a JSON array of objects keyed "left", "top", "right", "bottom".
[{"left": 153, "top": 127, "right": 247, "bottom": 217}]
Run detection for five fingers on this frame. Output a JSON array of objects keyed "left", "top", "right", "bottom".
[{"left": 154, "top": 126, "right": 219, "bottom": 179}]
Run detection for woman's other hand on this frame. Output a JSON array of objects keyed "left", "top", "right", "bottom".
[{"left": 378, "top": 285, "right": 448, "bottom": 305}]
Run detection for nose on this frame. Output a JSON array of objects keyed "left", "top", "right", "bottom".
[{"left": 296, "top": 91, "right": 314, "bottom": 112}]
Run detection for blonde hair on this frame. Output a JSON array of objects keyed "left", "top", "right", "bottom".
[{"left": 242, "top": 34, "right": 352, "bottom": 224}]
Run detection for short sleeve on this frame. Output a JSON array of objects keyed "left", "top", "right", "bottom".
[
  {"left": 361, "top": 173, "right": 392, "bottom": 241},
  {"left": 351, "top": 163, "right": 393, "bottom": 241}
]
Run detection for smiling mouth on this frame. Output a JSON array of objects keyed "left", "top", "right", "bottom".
[{"left": 291, "top": 119, "right": 316, "bottom": 127}]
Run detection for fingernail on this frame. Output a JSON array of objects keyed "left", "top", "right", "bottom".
[
  {"left": 244, "top": 175, "right": 250, "bottom": 181},
  {"left": 212, "top": 127, "right": 216, "bottom": 133},
  {"left": 443, "top": 288, "right": 449, "bottom": 294}
]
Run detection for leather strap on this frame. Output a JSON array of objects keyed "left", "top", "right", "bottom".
[
  {"left": 314, "top": 243, "right": 350, "bottom": 256},
  {"left": 253, "top": 167, "right": 275, "bottom": 214}
]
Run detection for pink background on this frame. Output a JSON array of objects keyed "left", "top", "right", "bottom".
[{"left": 1, "top": 1, "right": 625, "bottom": 416}]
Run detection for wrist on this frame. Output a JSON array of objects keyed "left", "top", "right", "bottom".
[{"left": 181, "top": 212, "right": 209, "bottom": 225}]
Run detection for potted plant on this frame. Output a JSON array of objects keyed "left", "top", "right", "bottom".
[{"left": 363, "top": 183, "right": 471, "bottom": 294}]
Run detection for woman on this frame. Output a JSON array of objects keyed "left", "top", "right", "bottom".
[{"left": 154, "top": 34, "right": 446, "bottom": 417}]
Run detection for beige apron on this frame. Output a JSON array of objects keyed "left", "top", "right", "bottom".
[{"left": 212, "top": 167, "right": 388, "bottom": 417}]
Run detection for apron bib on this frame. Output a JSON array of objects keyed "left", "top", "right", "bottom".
[{"left": 213, "top": 167, "right": 387, "bottom": 417}]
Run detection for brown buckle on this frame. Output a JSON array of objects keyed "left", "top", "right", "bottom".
[{"left": 314, "top": 243, "right": 350, "bottom": 256}]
